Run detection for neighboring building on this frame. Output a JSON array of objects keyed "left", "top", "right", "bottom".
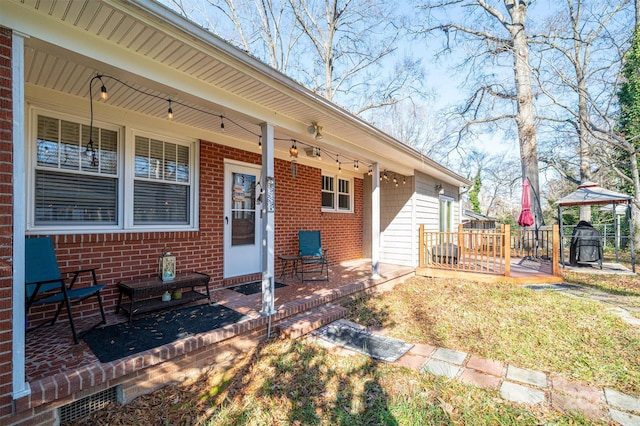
[
  {"left": 0, "top": 0, "right": 471, "bottom": 423},
  {"left": 462, "top": 209, "right": 498, "bottom": 229}
]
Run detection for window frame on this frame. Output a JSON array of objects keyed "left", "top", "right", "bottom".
[
  {"left": 439, "top": 195, "right": 454, "bottom": 233},
  {"left": 27, "top": 108, "right": 199, "bottom": 234},
  {"left": 321, "top": 173, "right": 354, "bottom": 213}
]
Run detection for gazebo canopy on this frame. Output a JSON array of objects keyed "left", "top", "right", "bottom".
[
  {"left": 556, "top": 181, "right": 635, "bottom": 272},
  {"left": 556, "top": 182, "right": 632, "bottom": 207}
]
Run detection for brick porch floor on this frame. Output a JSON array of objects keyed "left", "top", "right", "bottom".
[
  {"left": 14, "top": 257, "right": 573, "bottom": 422},
  {"left": 24, "top": 259, "right": 413, "bottom": 383}
]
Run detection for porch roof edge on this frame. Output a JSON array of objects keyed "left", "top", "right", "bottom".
[{"left": 109, "top": 0, "right": 470, "bottom": 187}]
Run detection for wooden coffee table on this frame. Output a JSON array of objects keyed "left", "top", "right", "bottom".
[{"left": 116, "top": 271, "right": 211, "bottom": 322}]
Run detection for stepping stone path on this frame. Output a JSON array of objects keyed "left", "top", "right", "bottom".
[
  {"left": 307, "top": 282, "right": 640, "bottom": 423},
  {"left": 313, "top": 336, "right": 640, "bottom": 424}
]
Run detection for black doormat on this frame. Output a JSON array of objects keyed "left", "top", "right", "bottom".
[
  {"left": 524, "top": 283, "right": 581, "bottom": 291},
  {"left": 314, "top": 320, "right": 413, "bottom": 362},
  {"left": 229, "top": 281, "right": 287, "bottom": 295},
  {"left": 83, "top": 303, "right": 247, "bottom": 363}
]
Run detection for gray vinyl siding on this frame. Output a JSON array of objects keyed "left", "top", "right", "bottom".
[
  {"left": 415, "top": 171, "right": 460, "bottom": 230},
  {"left": 363, "top": 170, "right": 461, "bottom": 267},
  {"left": 415, "top": 171, "right": 440, "bottom": 233},
  {"left": 379, "top": 175, "right": 415, "bottom": 266}
]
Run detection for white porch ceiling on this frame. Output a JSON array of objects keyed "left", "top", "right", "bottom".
[{"left": 5, "top": 0, "right": 471, "bottom": 186}]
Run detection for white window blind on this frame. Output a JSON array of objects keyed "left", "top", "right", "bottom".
[
  {"left": 34, "top": 115, "right": 118, "bottom": 225},
  {"left": 134, "top": 136, "right": 191, "bottom": 225}
]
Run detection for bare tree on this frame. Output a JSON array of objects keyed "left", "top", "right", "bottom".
[
  {"left": 165, "top": 0, "right": 301, "bottom": 72},
  {"left": 417, "top": 0, "right": 544, "bottom": 229},
  {"left": 476, "top": 156, "right": 521, "bottom": 219},
  {"left": 367, "top": 97, "right": 442, "bottom": 155},
  {"left": 164, "top": 0, "right": 426, "bottom": 117},
  {"left": 287, "top": 0, "right": 426, "bottom": 114},
  {"left": 532, "top": 0, "right": 632, "bottom": 221}
]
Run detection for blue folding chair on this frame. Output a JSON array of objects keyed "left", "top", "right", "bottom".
[
  {"left": 298, "top": 230, "right": 329, "bottom": 282},
  {"left": 25, "top": 237, "right": 106, "bottom": 343}
]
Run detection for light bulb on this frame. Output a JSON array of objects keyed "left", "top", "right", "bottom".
[
  {"left": 167, "top": 101, "right": 173, "bottom": 120},
  {"left": 289, "top": 141, "right": 298, "bottom": 157},
  {"left": 100, "top": 84, "right": 108, "bottom": 100}
]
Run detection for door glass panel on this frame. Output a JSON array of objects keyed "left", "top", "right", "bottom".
[{"left": 231, "top": 172, "right": 256, "bottom": 246}]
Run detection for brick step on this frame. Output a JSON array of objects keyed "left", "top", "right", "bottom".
[{"left": 276, "top": 304, "right": 347, "bottom": 339}]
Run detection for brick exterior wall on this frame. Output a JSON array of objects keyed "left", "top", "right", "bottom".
[
  {"left": 0, "top": 26, "right": 13, "bottom": 420},
  {"left": 273, "top": 153, "right": 363, "bottom": 262},
  {"left": 0, "top": 23, "right": 364, "bottom": 416},
  {"left": 26, "top": 140, "right": 363, "bottom": 323}
]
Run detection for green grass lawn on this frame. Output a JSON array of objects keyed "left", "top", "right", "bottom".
[
  {"left": 69, "top": 273, "right": 640, "bottom": 425},
  {"left": 345, "top": 276, "right": 640, "bottom": 396}
]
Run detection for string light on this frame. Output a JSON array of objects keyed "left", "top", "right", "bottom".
[
  {"left": 167, "top": 100, "right": 173, "bottom": 120},
  {"left": 99, "top": 76, "right": 108, "bottom": 100},
  {"left": 87, "top": 75, "right": 105, "bottom": 167},
  {"left": 338, "top": 162, "right": 342, "bottom": 173},
  {"left": 87, "top": 74, "right": 398, "bottom": 181},
  {"left": 403, "top": 176, "right": 406, "bottom": 185}
]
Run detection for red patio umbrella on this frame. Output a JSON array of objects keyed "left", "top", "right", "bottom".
[{"left": 518, "top": 177, "right": 535, "bottom": 227}]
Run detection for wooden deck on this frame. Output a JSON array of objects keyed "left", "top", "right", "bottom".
[
  {"left": 417, "top": 224, "right": 562, "bottom": 284},
  {"left": 416, "top": 256, "right": 561, "bottom": 284}
]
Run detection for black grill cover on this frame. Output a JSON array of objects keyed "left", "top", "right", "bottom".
[{"left": 569, "top": 221, "right": 603, "bottom": 265}]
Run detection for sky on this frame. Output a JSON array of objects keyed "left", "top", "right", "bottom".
[{"left": 154, "top": 0, "right": 632, "bottom": 210}]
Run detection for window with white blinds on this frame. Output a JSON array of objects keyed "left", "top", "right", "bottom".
[
  {"left": 30, "top": 113, "right": 197, "bottom": 231},
  {"left": 34, "top": 115, "right": 118, "bottom": 225},
  {"left": 134, "top": 136, "right": 190, "bottom": 225},
  {"left": 321, "top": 174, "right": 353, "bottom": 213}
]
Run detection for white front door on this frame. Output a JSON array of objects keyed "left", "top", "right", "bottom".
[{"left": 224, "top": 162, "right": 262, "bottom": 278}]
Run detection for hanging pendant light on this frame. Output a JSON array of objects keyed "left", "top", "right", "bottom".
[
  {"left": 167, "top": 100, "right": 174, "bottom": 120},
  {"left": 98, "top": 76, "right": 108, "bottom": 100}
]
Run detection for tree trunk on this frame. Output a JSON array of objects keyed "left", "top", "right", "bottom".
[
  {"left": 630, "top": 150, "right": 640, "bottom": 248},
  {"left": 505, "top": 0, "right": 543, "bottom": 228},
  {"left": 577, "top": 67, "right": 592, "bottom": 222}
]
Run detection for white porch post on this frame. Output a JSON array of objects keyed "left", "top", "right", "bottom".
[
  {"left": 260, "top": 123, "right": 276, "bottom": 316},
  {"left": 12, "top": 31, "right": 31, "bottom": 399},
  {"left": 371, "top": 162, "right": 381, "bottom": 278}
]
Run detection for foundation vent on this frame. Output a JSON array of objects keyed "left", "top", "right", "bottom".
[{"left": 59, "top": 386, "right": 118, "bottom": 424}]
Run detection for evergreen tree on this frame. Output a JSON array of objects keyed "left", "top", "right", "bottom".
[
  {"left": 617, "top": 28, "right": 640, "bottom": 193},
  {"left": 469, "top": 170, "right": 482, "bottom": 214}
]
